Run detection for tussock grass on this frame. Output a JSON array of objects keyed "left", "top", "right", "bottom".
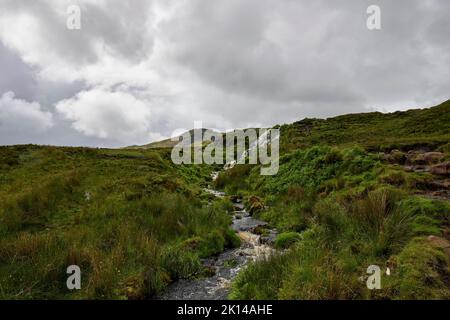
[
  {"left": 0, "top": 145, "right": 235, "bottom": 299},
  {"left": 227, "top": 140, "right": 450, "bottom": 299}
]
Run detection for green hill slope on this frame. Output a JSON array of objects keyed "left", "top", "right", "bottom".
[
  {"left": 215, "top": 100, "right": 450, "bottom": 300},
  {"left": 133, "top": 129, "right": 220, "bottom": 149},
  {"left": 280, "top": 99, "right": 450, "bottom": 153},
  {"left": 0, "top": 99, "right": 449, "bottom": 300},
  {"left": 142, "top": 99, "right": 450, "bottom": 154},
  {"left": 0, "top": 146, "right": 238, "bottom": 299}
]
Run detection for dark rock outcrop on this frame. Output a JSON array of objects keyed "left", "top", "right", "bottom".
[
  {"left": 430, "top": 161, "right": 450, "bottom": 176},
  {"left": 406, "top": 151, "right": 444, "bottom": 166}
]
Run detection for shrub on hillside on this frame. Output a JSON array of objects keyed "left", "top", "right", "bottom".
[{"left": 274, "top": 232, "right": 302, "bottom": 249}]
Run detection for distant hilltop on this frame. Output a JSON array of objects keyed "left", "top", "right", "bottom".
[{"left": 133, "top": 99, "right": 450, "bottom": 152}]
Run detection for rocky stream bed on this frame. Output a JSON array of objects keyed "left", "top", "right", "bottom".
[{"left": 158, "top": 178, "right": 277, "bottom": 300}]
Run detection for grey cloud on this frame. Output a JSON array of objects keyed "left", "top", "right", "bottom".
[
  {"left": 0, "top": 0, "right": 449, "bottom": 147},
  {"left": 0, "top": 0, "right": 154, "bottom": 66},
  {"left": 0, "top": 91, "right": 53, "bottom": 144},
  {"left": 0, "top": 42, "right": 37, "bottom": 99},
  {"left": 0, "top": 43, "right": 85, "bottom": 108},
  {"left": 164, "top": 0, "right": 450, "bottom": 109}
]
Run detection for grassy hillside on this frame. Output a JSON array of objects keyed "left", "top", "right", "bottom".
[
  {"left": 0, "top": 145, "right": 239, "bottom": 299},
  {"left": 280, "top": 99, "right": 450, "bottom": 154},
  {"left": 132, "top": 129, "right": 219, "bottom": 149},
  {"left": 213, "top": 100, "right": 450, "bottom": 300},
  {"left": 0, "top": 99, "right": 449, "bottom": 300},
  {"left": 141, "top": 99, "right": 450, "bottom": 154}
]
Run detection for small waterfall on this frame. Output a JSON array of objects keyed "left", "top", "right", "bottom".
[{"left": 224, "top": 130, "right": 280, "bottom": 170}]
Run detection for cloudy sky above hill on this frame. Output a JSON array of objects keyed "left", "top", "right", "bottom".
[{"left": 0, "top": 0, "right": 449, "bottom": 147}]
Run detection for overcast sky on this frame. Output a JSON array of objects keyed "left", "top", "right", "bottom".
[{"left": 0, "top": 0, "right": 449, "bottom": 147}]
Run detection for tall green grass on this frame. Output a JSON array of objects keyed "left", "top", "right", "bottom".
[
  {"left": 231, "top": 185, "right": 450, "bottom": 300},
  {"left": 0, "top": 145, "right": 238, "bottom": 299}
]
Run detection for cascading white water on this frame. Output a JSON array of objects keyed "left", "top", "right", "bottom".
[{"left": 223, "top": 130, "right": 280, "bottom": 170}]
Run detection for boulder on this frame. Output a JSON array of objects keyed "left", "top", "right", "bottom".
[
  {"left": 390, "top": 149, "right": 407, "bottom": 164},
  {"left": 382, "top": 149, "right": 406, "bottom": 164},
  {"left": 406, "top": 151, "right": 421, "bottom": 165},
  {"left": 403, "top": 165, "right": 429, "bottom": 173},
  {"left": 406, "top": 151, "right": 445, "bottom": 166},
  {"left": 423, "top": 152, "right": 445, "bottom": 164},
  {"left": 428, "top": 179, "right": 450, "bottom": 190},
  {"left": 430, "top": 161, "right": 450, "bottom": 176}
]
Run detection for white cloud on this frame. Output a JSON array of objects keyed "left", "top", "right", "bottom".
[
  {"left": 0, "top": 0, "right": 155, "bottom": 82},
  {"left": 55, "top": 88, "right": 152, "bottom": 144},
  {"left": 0, "top": 91, "right": 53, "bottom": 139}
]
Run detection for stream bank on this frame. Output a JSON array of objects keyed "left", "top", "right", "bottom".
[{"left": 158, "top": 175, "right": 277, "bottom": 300}]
